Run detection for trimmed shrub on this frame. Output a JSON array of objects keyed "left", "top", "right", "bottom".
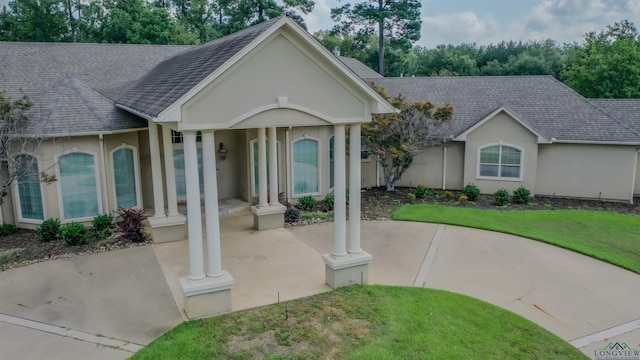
[
  {"left": 493, "top": 188, "right": 511, "bottom": 206},
  {"left": 296, "top": 196, "right": 317, "bottom": 212},
  {"left": 37, "top": 218, "right": 61, "bottom": 242},
  {"left": 116, "top": 207, "right": 148, "bottom": 243},
  {"left": 444, "top": 190, "right": 455, "bottom": 201},
  {"left": 461, "top": 183, "right": 481, "bottom": 201},
  {"left": 414, "top": 184, "right": 430, "bottom": 199},
  {"left": 321, "top": 193, "right": 334, "bottom": 212},
  {"left": 61, "top": 223, "right": 88, "bottom": 246},
  {"left": 0, "top": 224, "right": 17, "bottom": 237},
  {"left": 92, "top": 213, "right": 114, "bottom": 240},
  {"left": 284, "top": 206, "right": 300, "bottom": 223},
  {"left": 512, "top": 186, "right": 532, "bottom": 205},
  {"left": 407, "top": 192, "right": 416, "bottom": 201}
]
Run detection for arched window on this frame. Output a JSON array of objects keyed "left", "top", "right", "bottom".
[
  {"left": 112, "top": 147, "right": 139, "bottom": 209},
  {"left": 14, "top": 154, "right": 44, "bottom": 221},
  {"left": 59, "top": 153, "right": 100, "bottom": 219},
  {"left": 293, "top": 138, "right": 319, "bottom": 195},
  {"left": 478, "top": 145, "right": 522, "bottom": 179}
]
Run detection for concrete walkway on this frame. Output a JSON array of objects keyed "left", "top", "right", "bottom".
[{"left": 1, "top": 215, "right": 640, "bottom": 359}]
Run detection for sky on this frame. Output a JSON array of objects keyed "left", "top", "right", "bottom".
[{"left": 301, "top": 0, "right": 640, "bottom": 48}]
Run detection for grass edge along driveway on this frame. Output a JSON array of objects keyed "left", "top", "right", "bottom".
[
  {"left": 393, "top": 204, "right": 640, "bottom": 274},
  {"left": 132, "top": 285, "right": 587, "bottom": 359}
]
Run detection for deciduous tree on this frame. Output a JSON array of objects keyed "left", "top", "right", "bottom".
[{"left": 362, "top": 82, "right": 453, "bottom": 191}]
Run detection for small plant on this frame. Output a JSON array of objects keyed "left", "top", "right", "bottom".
[
  {"left": 407, "top": 192, "right": 416, "bottom": 201},
  {"left": 37, "top": 218, "right": 60, "bottom": 242},
  {"left": 458, "top": 195, "right": 469, "bottom": 203},
  {"left": 296, "top": 195, "right": 317, "bottom": 212},
  {"left": 321, "top": 193, "right": 334, "bottom": 212},
  {"left": 0, "top": 224, "right": 17, "bottom": 236},
  {"left": 493, "top": 188, "right": 511, "bottom": 206},
  {"left": 543, "top": 203, "right": 553, "bottom": 209},
  {"left": 92, "top": 213, "right": 114, "bottom": 240},
  {"left": 116, "top": 207, "right": 148, "bottom": 243},
  {"left": 444, "top": 191, "right": 455, "bottom": 201},
  {"left": 414, "top": 184, "right": 431, "bottom": 199},
  {"left": 61, "top": 222, "right": 88, "bottom": 246},
  {"left": 512, "top": 186, "right": 532, "bottom": 205},
  {"left": 461, "top": 183, "right": 480, "bottom": 201},
  {"left": 284, "top": 206, "right": 300, "bottom": 223}
]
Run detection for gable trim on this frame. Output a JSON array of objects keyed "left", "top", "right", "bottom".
[{"left": 454, "top": 105, "right": 549, "bottom": 144}]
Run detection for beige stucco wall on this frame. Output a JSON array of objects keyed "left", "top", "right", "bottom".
[
  {"left": 181, "top": 32, "right": 371, "bottom": 130},
  {"left": 635, "top": 150, "right": 640, "bottom": 196},
  {"left": 394, "top": 142, "right": 465, "bottom": 190},
  {"left": 536, "top": 144, "right": 637, "bottom": 201},
  {"left": 463, "top": 112, "right": 539, "bottom": 194}
]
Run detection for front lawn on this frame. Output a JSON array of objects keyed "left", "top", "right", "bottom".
[
  {"left": 394, "top": 204, "right": 640, "bottom": 274},
  {"left": 132, "top": 285, "right": 586, "bottom": 359}
]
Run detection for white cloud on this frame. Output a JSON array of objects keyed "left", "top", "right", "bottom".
[
  {"left": 516, "top": 0, "right": 640, "bottom": 44},
  {"left": 421, "top": 11, "right": 501, "bottom": 47},
  {"left": 300, "top": 0, "right": 333, "bottom": 34}
]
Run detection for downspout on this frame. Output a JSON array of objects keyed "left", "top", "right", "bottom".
[
  {"left": 286, "top": 126, "right": 292, "bottom": 204},
  {"left": 98, "top": 134, "right": 109, "bottom": 213},
  {"left": 442, "top": 146, "right": 447, "bottom": 190},
  {"left": 631, "top": 149, "right": 640, "bottom": 205},
  {"left": 376, "top": 162, "right": 380, "bottom": 188}
]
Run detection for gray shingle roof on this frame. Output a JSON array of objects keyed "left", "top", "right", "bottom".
[
  {"left": 0, "top": 41, "right": 191, "bottom": 136},
  {"left": 338, "top": 56, "right": 383, "bottom": 79},
  {"left": 116, "top": 18, "right": 281, "bottom": 118},
  {"left": 368, "top": 76, "right": 640, "bottom": 143},
  {"left": 589, "top": 99, "right": 640, "bottom": 138}
]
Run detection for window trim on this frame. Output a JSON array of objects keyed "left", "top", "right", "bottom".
[
  {"left": 249, "top": 138, "right": 281, "bottom": 198},
  {"left": 476, "top": 144, "right": 524, "bottom": 181},
  {"left": 12, "top": 154, "right": 46, "bottom": 224},
  {"left": 292, "top": 137, "right": 321, "bottom": 198},
  {"left": 109, "top": 145, "right": 143, "bottom": 210},
  {"left": 56, "top": 151, "right": 103, "bottom": 222}
]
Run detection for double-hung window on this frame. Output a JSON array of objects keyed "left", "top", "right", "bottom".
[{"left": 478, "top": 145, "right": 522, "bottom": 179}]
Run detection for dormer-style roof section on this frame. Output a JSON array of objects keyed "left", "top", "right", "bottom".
[
  {"left": 116, "top": 16, "right": 395, "bottom": 121},
  {"left": 369, "top": 76, "right": 640, "bottom": 144},
  {"left": 454, "top": 105, "right": 549, "bottom": 143}
]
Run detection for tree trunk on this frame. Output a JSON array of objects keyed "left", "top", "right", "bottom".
[
  {"left": 385, "top": 173, "right": 395, "bottom": 191},
  {"left": 378, "top": 0, "right": 384, "bottom": 76}
]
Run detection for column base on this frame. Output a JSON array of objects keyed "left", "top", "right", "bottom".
[
  {"left": 322, "top": 251, "right": 372, "bottom": 288},
  {"left": 251, "top": 204, "right": 286, "bottom": 230},
  {"left": 180, "top": 271, "right": 235, "bottom": 319},
  {"left": 148, "top": 214, "right": 187, "bottom": 243}
]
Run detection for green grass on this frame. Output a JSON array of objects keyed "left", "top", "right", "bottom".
[
  {"left": 393, "top": 204, "right": 640, "bottom": 274},
  {"left": 132, "top": 286, "right": 586, "bottom": 359}
]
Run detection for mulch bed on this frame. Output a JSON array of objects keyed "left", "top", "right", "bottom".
[{"left": 2, "top": 186, "right": 638, "bottom": 271}]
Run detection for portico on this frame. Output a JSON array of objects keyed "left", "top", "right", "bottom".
[{"left": 116, "top": 16, "right": 394, "bottom": 318}]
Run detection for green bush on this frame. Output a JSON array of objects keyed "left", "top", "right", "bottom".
[
  {"left": 0, "top": 223, "right": 17, "bottom": 236},
  {"left": 37, "top": 218, "right": 61, "bottom": 242},
  {"left": 61, "top": 223, "right": 88, "bottom": 246},
  {"left": 493, "top": 188, "right": 511, "bottom": 206},
  {"left": 414, "top": 184, "right": 432, "bottom": 199},
  {"left": 116, "top": 207, "right": 148, "bottom": 243},
  {"left": 444, "top": 190, "right": 455, "bottom": 201},
  {"left": 407, "top": 193, "right": 416, "bottom": 201},
  {"left": 461, "top": 183, "right": 481, "bottom": 201},
  {"left": 92, "top": 213, "right": 114, "bottom": 240},
  {"left": 321, "top": 193, "right": 334, "bottom": 212},
  {"left": 296, "top": 196, "right": 317, "bottom": 212},
  {"left": 512, "top": 186, "right": 532, "bottom": 205}
]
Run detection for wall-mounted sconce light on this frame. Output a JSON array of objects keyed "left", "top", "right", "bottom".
[{"left": 219, "top": 142, "right": 227, "bottom": 161}]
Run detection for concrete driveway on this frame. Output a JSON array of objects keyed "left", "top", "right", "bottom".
[{"left": 2, "top": 215, "right": 640, "bottom": 359}]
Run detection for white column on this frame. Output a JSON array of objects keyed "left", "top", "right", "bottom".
[
  {"left": 258, "top": 127, "right": 268, "bottom": 207},
  {"left": 162, "top": 126, "right": 179, "bottom": 217},
  {"left": 183, "top": 131, "right": 205, "bottom": 280},
  {"left": 148, "top": 122, "right": 166, "bottom": 218},
  {"left": 268, "top": 127, "right": 279, "bottom": 205},
  {"left": 348, "top": 124, "right": 362, "bottom": 254},
  {"left": 202, "top": 131, "right": 223, "bottom": 277},
  {"left": 333, "top": 124, "right": 347, "bottom": 257}
]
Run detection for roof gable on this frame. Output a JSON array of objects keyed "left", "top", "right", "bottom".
[
  {"left": 116, "top": 16, "right": 395, "bottom": 122},
  {"left": 455, "top": 106, "right": 549, "bottom": 143}
]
